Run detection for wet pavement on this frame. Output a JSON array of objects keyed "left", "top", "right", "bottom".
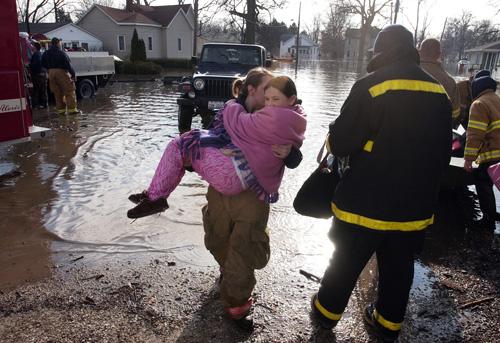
[{"left": 0, "top": 61, "right": 499, "bottom": 342}]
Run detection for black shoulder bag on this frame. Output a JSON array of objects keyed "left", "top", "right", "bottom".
[{"left": 293, "top": 143, "right": 342, "bottom": 219}]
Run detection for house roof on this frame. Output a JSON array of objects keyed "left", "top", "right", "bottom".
[
  {"left": 44, "top": 23, "right": 103, "bottom": 42},
  {"left": 94, "top": 4, "right": 190, "bottom": 27},
  {"left": 131, "top": 4, "right": 191, "bottom": 27},
  {"left": 18, "top": 22, "right": 66, "bottom": 34},
  {"left": 281, "top": 33, "right": 319, "bottom": 47},
  {"left": 465, "top": 40, "right": 500, "bottom": 53},
  {"left": 280, "top": 33, "right": 295, "bottom": 43},
  {"left": 96, "top": 5, "right": 160, "bottom": 25}
]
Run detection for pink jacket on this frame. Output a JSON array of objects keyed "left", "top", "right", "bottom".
[{"left": 223, "top": 100, "right": 307, "bottom": 194}]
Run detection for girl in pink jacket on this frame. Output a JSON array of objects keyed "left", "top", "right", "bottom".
[{"left": 127, "top": 75, "right": 307, "bottom": 219}]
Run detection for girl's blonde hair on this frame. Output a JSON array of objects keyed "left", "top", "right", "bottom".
[
  {"left": 232, "top": 67, "right": 274, "bottom": 98},
  {"left": 264, "top": 75, "right": 297, "bottom": 99}
]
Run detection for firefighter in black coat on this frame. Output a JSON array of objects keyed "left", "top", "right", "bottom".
[{"left": 310, "top": 25, "right": 452, "bottom": 342}]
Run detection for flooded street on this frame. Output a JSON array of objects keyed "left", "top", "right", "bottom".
[{"left": 1, "top": 61, "right": 499, "bottom": 342}]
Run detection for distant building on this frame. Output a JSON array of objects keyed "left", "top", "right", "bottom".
[
  {"left": 279, "top": 33, "right": 320, "bottom": 60},
  {"left": 344, "top": 27, "right": 380, "bottom": 60},
  {"left": 465, "top": 40, "right": 500, "bottom": 81},
  {"left": 77, "top": 1, "right": 194, "bottom": 60},
  {"left": 18, "top": 22, "right": 103, "bottom": 51}
]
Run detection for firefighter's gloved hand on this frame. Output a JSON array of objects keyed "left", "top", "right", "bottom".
[
  {"left": 464, "top": 160, "right": 473, "bottom": 173},
  {"left": 220, "top": 148, "right": 237, "bottom": 157}
]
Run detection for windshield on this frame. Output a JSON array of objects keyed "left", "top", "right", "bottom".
[{"left": 201, "top": 46, "right": 262, "bottom": 66}]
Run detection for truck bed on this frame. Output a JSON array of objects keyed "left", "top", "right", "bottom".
[{"left": 67, "top": 52, "right": 115, "bottom": 77}]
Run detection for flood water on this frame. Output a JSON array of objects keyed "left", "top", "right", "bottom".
[{"left": 0, "top": 60, "right": 498, "bottom": 300}]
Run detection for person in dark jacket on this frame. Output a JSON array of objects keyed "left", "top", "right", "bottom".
[
  {"left": 30, "top": 42, "right": 47, "bottom": 109},
  {"left": 41, "top": 37, "right": 80, "bottom": 115},
  {"left": 310, "top": 25, "right": 452, "bottom": 342}
]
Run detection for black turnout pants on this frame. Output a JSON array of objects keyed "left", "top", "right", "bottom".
[
  {"left": 317, "top": 218, "right": 424, "bottom": 329},
  {"left": 473, "top": 161, "right": 498, "bottom": 220}
]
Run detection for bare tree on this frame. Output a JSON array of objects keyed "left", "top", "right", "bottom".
[
  {"left": 17, "top": 0, "right": 67, "bottom": 33},
  {"left": 321, "top": 1, "right": 351, "bottom": 59},
  {"left": 224, "top": 0, "right": 287, "bottom": 44},
  {"left": 342, "top": 0, "right": 392, "bottom": 72},
  {"left": 310, "top": 14, "right": 322, "bottom": 44},
  {"left": 416, "top": 12, "right": 431, "bottom": 46}
]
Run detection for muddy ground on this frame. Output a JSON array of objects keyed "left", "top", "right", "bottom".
[{"left": 0, "top": 219, "right": 498, "bottom": 343}]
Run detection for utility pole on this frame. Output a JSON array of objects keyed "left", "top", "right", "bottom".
[
  {"left": 193, "top": 0, "right": 198, "bottom": 56},
  {"left": 295, "top": 1, "right": 301, "bottom": 74}
]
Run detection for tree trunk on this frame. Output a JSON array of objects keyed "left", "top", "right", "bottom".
[
  {"left": 244, "top": 0, "right": 256, "bottom": 44},
  {"left": 356, "top": 24, "right": 368, "bottom": 73},
  {"left": 25, "top": 0, "right": 30, "bottom": 34}
]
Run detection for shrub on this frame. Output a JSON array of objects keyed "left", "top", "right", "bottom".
[
  {"left": 149, "top": 58, "right": 193, "bottom": 69},
  {"left": 130, "top": 29, "right": 147, "bottom": 62},
  {"left": 120, "top": 61, "right": 162, "bottom": 75}
]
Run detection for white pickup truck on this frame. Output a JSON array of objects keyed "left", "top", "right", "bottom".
[{"left": 66, "top": 51, "right": 115, "bottom": 99}]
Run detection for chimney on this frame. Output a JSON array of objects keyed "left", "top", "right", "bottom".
[{"left": 126, "top": 0, "right": 133, "bottom": 12}]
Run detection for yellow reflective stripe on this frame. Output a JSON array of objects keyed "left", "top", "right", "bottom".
[
  {"left": 452, "top": 107, "right": 460, "bottom": 118},
  {"left": 468, "top": 120, "right": 488, "bottom": 131},
  {"left": 363, "top": 140, "right": 374, "bottom": 152},
  {"left": 478, "top": 150, "right": 500, "bottom": 163},
  {"left": 57, "top": 109, "right": 66, "bottom": 114},
  {"left": 368, "top": 79, "right": 447, "bottom": 98},
  {"left": 331, "top": 203, "right": 433, "bottom": 231},
  {"left": 314, "top": 298, "right": 342, "bottom": 321},
  {"left": 487, "top": 120, "right": 500, "bottom": 133},
  {"left": 464, "top": 147, "right": 479, "bottom": 154},
  {"left": 374, "top": 309, "right": 402, "bottom": 331}
]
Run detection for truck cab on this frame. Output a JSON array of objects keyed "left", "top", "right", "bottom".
[{"left": 176, "top": 43, "right": 271, "bottom": 133}]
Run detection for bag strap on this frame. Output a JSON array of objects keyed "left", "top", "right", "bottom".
[{"left": 316, "top": 142, "right": 326, "bottom": 164}]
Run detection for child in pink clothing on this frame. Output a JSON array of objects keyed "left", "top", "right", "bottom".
[{"left": 127, "top": 76, "right": 307, "bottom": 219}]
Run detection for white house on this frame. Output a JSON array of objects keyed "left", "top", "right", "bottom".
[
  {"left": 465, "top": 40, "right": 500, "bottom": 81},
  {"left": 18, "top": 22, "right": 103, "bottom": 51},
  {"left": 46, "top": 23, "right": 103, "bottom": 51},
  {"left": 77, "top": 1, "right": 194, "bottom": 60},
  {"left": 279, "top": 34, "right": 319, "bottom": 60}
]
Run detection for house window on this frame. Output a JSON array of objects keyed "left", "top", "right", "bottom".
[
  {"left": 118, "top": 35, "right": 125, "bottom": 51},
  {"left": 178, "top": 38, "right": 182, "bottom": 51},
  {"left": 81, "top": 42, "right": 89, "bottom": 51},
  {"left": 288, "top": 48, "right": 290, "bottom": 53},
  {"left": 148, "top": 37, "right": 153, "bottom": 51}
]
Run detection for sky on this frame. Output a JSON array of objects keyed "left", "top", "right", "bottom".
[{"left": 135, "top": 0, "right": 499, "bottom": 37}]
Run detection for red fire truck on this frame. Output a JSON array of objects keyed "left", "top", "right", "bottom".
[{"left": 0, "top": 0, "right": 51, "bottom": 145}]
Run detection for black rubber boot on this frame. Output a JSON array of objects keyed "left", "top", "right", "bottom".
[
  {"left": 363, "top": 304, "right": 400, "bottom": 342},
  {"left": 127, "top": 198, "right": 169, "bottom": 219},
  {"left": 310, "top": 293, "right": 338, "bottom": 330},
  {"left": 128, "top": 191, "right": 148, "bottom": 204},
  {"left": 234, "top": 315, "right": 254, "bottom": 332}
]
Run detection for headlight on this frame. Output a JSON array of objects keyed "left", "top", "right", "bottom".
[{"left": 193, "top": 78, "right": 205, "bottom": 90}]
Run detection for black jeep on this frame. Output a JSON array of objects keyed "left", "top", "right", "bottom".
[{"left": 176, "top": 43, "right": 271, "bottom": 133}]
